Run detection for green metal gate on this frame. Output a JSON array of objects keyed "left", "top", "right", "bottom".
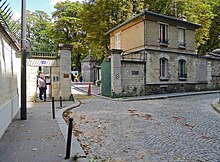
[{"left": 101, "top": 61, "right": 111, "bottom": 97}]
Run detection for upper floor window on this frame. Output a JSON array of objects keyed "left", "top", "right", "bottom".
[
  {"left": 178, "top": 59, "right": 187, "bottom": 80},
  {"left": 115, "top": 32, "right": 121, "bottom": 49},
  {"left": 160, "top": 58, "right": 168, "bottom": 80},
  {"left": 178, "top": 28, "right": 186, "bottom": 48},
  {"left": 159, "top": 24, "right": 169, "bottom": 45}
]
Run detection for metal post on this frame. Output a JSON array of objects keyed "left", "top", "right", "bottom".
[
  {"left": 60, "top": 96, "right": 62, "bottom": 108},
  {"left": 52, "top": 97, "right": 55, "bottom": 119},
  {"left": 65, "top": 117, "right": 73, "bottom": 159},
  {"left": 20, "top": 0, "right": 27, "bottom": 120}
]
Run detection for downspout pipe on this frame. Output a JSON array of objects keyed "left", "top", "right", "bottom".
[{"left": 141, "top": 9, "right": 147, "bottom": 96}]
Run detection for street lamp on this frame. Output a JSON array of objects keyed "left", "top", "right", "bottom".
[{"left": 20, "top": 0, "right": 27, "bottom": 120}]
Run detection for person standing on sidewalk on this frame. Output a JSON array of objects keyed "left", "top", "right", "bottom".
[{"left": 38, "top": 74, "right": 47, "bottom": 101}]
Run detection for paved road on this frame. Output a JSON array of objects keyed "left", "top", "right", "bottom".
[{"left": 70, "top": 93, "right": 220, "bottom": 161}]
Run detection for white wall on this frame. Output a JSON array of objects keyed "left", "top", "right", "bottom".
[{"left": 0, "top": 32, "right": 20, "bottom": 139}]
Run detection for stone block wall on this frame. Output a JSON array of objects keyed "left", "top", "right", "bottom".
[
  {"left": 145, "top": 20, "right": 196, "bottom": 53},
  {"left": 210, "top": 60, "right": 220, "bottom": 89},
  {"left": 121, "top": 61, "right": 145, "bottom": 96},
  {"left": 196, "top": 58, "right": 207, "bottom": 82},
  {"left": 146, "top": 51, "right": 197, "bottom": 83}
]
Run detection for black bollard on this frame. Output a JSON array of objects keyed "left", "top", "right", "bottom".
[
  {"left": 65, "top": 117, "right": 73, "bottom": 159},
  {"left": 52, "top": 97, "right": 55, "bottom": 119},
  {"left": 60, "top": 96, "right": 62, "bottom": 108}
]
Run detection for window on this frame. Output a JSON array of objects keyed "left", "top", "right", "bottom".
[
  {"left": 159, "top": 24, "right": 168, "bottom": 45},
  {"left": 178, "top": 59, "right": 187, "bottom": 80},
  {"left": 115, "top": 32, "right": 121, "bottom": 49},
  {"left": 178, "top": 28, "right": 186, "bottom": 48},
  {"left": 160, "top": 58, "right": 168, "bottom": 80}
]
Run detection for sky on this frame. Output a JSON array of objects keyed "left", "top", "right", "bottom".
[{"left": 6, "top": 0, "right": 83, "bottom": 20}]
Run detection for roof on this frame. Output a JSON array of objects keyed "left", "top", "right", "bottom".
[
  {"left": 0, "top": 23, "right": 20, "bottom": 51},
  {"left": 106, "top": 9, "right": 202, "bottom": 35}
]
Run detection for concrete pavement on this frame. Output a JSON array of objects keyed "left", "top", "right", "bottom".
[{"left": 0, "top": 100, "right": 88, "bottom": 162}]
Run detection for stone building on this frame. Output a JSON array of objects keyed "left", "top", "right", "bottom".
[
  {"left": 104, "top": 10, "right": 220, "bottom": 97},
  {"left": 81, "top": 55, "right": 100, "bottom": 82}
]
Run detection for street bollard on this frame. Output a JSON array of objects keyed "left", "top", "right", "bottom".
[
  {"left": 60, "top": 96, "right": 62, "bottom": 108},
  {"left": 52, "top": 97, "right": 55, "bottom": 119},
  {"left": 65, "top": 117, "right": 73, "bottom": 159},
  {"left": 87, "top": 83, "right": 91, "bottom": 96}
]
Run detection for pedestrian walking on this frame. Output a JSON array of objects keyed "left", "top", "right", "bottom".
[{"left": 38, "top": 74, "right": 47, "bottom": 101}]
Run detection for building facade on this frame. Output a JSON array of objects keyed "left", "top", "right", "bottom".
[{"left": 104, "top": 10, "right": 220, "bottom": 97}]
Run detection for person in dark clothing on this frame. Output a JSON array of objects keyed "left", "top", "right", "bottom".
[{"left": 38, "top": 74, "right": 47, "bottom": 101}]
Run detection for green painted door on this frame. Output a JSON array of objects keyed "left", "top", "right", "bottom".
[{"left": 101, "top": 61, "right": 111, "bottom": 97}]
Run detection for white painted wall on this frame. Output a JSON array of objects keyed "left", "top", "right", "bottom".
[{"left": 0, "top": 32, "right": 20, "bottom": 139}]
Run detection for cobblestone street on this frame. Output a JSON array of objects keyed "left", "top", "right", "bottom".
[{"left": 71, "top": 94, "right": 220, "bottom": 161}]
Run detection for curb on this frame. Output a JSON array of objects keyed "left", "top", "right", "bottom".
[
  {"left": 56, "top": 101, "right": 89, "bottom": 162},
  {"left": 211, "top": 99, "right": 220, "bottom": 114},
  {"left": 73, "top": 85, "right": 220, "bottom": 101}
]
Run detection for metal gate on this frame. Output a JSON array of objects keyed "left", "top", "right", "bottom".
[{"left": 101, "top": 61, "right": 111, "bottom": 97}]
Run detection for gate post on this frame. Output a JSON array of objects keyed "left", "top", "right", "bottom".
[
  {"left": 58, "top": 44, "right": 73, "bottom": 100},
  {"left": 109, "top": 49, "right": 123, "bottom": 97}
]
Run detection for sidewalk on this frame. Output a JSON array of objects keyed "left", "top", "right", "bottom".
[{"left": 0, "top": 100, "right": 88, "bottom": 162}]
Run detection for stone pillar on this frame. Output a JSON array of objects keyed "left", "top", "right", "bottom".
[
  {"left": 110, "top": 49, "right": 123, "bottom": 97},
  {"left": 51, "top": 66, "right": 60, "bottom": 100},
  {"left": 81, "top": 55, "right": 98, "bottom": 82},
  {"left": 58, "top": 44, "right": 73, "bottom": 100}
]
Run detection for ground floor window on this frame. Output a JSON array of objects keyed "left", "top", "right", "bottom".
[
  {"left": 178, "top": 59, "right": 187, "bottom": 80},
  {"left": 160, "top": 58, "right": 168, "bottom": 80}
]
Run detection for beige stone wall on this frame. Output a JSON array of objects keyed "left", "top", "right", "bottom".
[
  {"left": 146, "top": 51, "right": 197, "bottom": 83},
  {"left": 109, "top": 18, "right": 144, "bottom": 51},
  {"left": 185, "top": 30, "right": 196, "bottom": 52},
  {"left": 109, "top": 18, "right": 197, "bottom": 54},
  {"left": 121, "top": 21, "right": 144, "bottom": 52},
  {"left": 146, "top": 20, "right": 196, "bottom": 53},
  {"left": 145, "top": 20, "right": 158, "bottom": 46}
]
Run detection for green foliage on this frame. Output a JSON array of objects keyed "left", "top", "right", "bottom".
[
  {"left": 26, "top": 10, "right": 52, "bottom": 44},
  {"left": 197, "top": 0, "right": 220, "bottom": 54},
  {"left": 50, "top": 0, "right": 86, "bottom": 71},
  {"left": 24, "top": 0, "right": 220, "bottom": 66},
  {"left": 80, "top": 0, "right": 145, "bottom": 60}
]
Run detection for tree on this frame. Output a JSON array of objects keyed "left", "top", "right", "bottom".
[
  {"left": 26, "top": 10, "right": 52, "bottom": 44},
  {"left": 197, "top": 0, "right": 220, "bottom": 54},
  {"left": 80, "top": 0, "right": 145, "bottom": 60},
  {"left": 50, "top": 0, "right": 85, "bottom": 71}
]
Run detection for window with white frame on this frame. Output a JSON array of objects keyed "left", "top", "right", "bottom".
[
  {"left": 159, "top": 24, "right": 168, "bottom": 45},
  {"left": 178, "top": 28, "right": 186, "bottom": 48},
  {"left": 114, "top": 32, "right": 121, "bottom": 49},
  {"left": 160, "top": 58, "right": 168, "bottom": 80},
  {"left": 178, "top": 59, "right": 187, "bottom": 80}
]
